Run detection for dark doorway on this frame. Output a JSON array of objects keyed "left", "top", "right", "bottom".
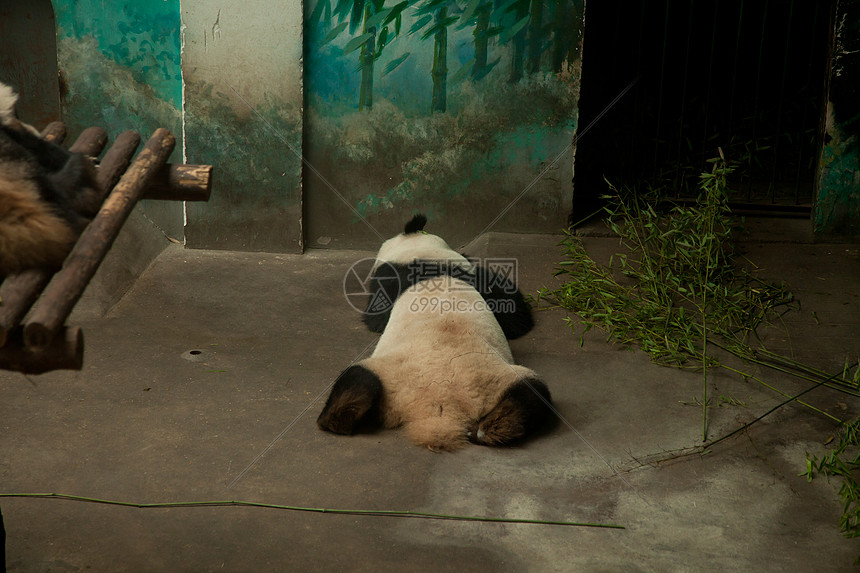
[
  {"left": 573, "top": 0, "right": 834, "bottom": 220},
  {"left": 0, "top": 1, "right": 60, "bottom": 128}
]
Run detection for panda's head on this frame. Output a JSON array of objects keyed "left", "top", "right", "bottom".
[
  {"left": 361, "top": 214, "right": 534, "bottom": 339},
  {"left": 372, "top": 214, "right": 473, "bottom": 274}
]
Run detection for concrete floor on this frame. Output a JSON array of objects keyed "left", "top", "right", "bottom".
[{"left": 2, "top": 220, "right": 859, "bottom": 572}]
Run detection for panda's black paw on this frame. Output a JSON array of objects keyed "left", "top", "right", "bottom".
[
  {"left": 471, "top": 413, "right": 526, "bottom": 446},
  {"left": 317, "top": 364, "right": 383, "bottom": 436},
  {"left": 317, "top": 408, "right": 361, "bottom": 435}
]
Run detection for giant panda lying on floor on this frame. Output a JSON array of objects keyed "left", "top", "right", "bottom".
[
  {"left": 0, "top": 82, "right": 99, "bottom": 278},
  {"left": 361, "top": 214, "right": 534, "bottom": 340},
  {"left": 318, "top": 217, "right": 553, "bottom": 451}
]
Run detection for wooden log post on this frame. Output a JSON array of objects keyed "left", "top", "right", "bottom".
[
  {"left": 95, "top": 130, "right": 141, "bottom": 203},
  {"left": 23, "top": 128, "right": 176, "bottom": 349},
  {"left": 41, "top": 121, "right": 66, "bottom": 143},
  {"left": 0, "top": 270, "right": 51, "bottom": 348},
  {"left": 144, "top": 164, "right": 213, "bottom": 202},
  {"left": 0, "top": 327, "right": 83, "bottom": 374},
  {"left": 68, "top": 126, "right": 108, "bottom": 157}
]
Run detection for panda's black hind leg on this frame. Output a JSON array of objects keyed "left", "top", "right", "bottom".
[
  {"left": 470, "top": 378, "right": 553, "bottom": 446},
  {"left": 317, "top": 365, "right": 382, "bottom": 435}
]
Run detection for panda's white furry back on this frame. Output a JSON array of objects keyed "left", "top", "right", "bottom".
[
  {"left": 0, "top": 82, "right": 99, "bottom": 278},
  {"left": 318, "top": 218, "right": 553, "bottom": 451}
]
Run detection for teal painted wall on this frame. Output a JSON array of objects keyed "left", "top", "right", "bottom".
[
  {"left": 815, "top": 0, "right": 860, "bottom": 239},
  {"left": 52, "top": 0, "right": 184, "bottom": 238}
]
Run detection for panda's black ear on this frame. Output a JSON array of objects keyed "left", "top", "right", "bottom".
[
  {"left": 470, "top": 377, "right": 554, "bottom": 446},
  {"left": 318, "top": 365, "right": 383, "bottom": 435},
  {"left": 404, "top": 213, "right": 427, "bottom": 234}
]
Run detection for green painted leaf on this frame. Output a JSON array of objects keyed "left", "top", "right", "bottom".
[
  {"left": 414, "top": 0, "right": 447, "bottom": 17},
  {"left": 408, "top": 14, "right": 433, "bottom": 35},
  {"left": 459, "top": 0, "right": 483, "bottom": 23},
  {"left": 449, "top": 59, "right": 475, "bottom": 84},
  {"left": 377, "top": 27, "right": 389, "bottom": 52},
  {"left": 420, "top": 16, "right": 459, "bottom": 40},
  {"left": 472, "top": 57, "right": 499, "bottom": 81},
  {"left": 384, "top": 1, "right": 409, "bottom": 26},
  {"left": 310, "top": 0, "right": 330, "bottom": 27},
  {"left": 365, "top": 7, "right": 391, "bottom": 29},
  {"left": 383, "top": 52, "right": 410, "bottom": 76},
  {"left": 499, "top": 16, "right": 529, "bottom": 43},
  {"left": 334, "top": 0, "right": 353, "bottom": 19},
  {"left": 349, "top": 0, "right": 366, "bottom": 34},
  {"left": 481, "top": 25, "right": 504, "bottom": 38},
  {"left": 343, "top": 32, "right": 374, "bottom": 54},
  {"left": 321, "top": 21, "right": 349, "bottom": 46}
]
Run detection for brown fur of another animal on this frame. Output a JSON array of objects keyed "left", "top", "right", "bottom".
[{"left": 0, "top": 163, "right": 77, "bottom": 276}]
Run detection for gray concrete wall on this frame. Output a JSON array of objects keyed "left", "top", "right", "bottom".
[{"left": 182, "top": 1, "right": 304, "bottom": 253}]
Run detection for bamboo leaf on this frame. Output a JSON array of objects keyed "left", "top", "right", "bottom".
[
  {"left": 377, "top": 27, "right": 389, "bottom": 52},
  {"left": 321, "top": 20, "right": 349, "bottom": 46},
  {"left": 365, "top": 7, "right": 391, "bottom": 29},
  {"left": 343, "top": 32, "right": 374, "bottom": 54},
  {"left": 449, "top": 59, "right": 475, "bottom": 84},
  {"left": 408, "top": 14, "right": 434, "bottom": 35},
  {"left": 420, "top": 15, "right": 460, "bottom": 40},
  {"left": 310, "top": 0, "right": 330, "bottom": 27},
  {"left": 499, "top": 15, "right": 529, "bottom": 43},
  {"left": 349, "top": 0, "right": 366, "bottom": 34},
  {"left": 413, "top": 0, "right": 448, "bottom": 16},
  {"left": 334, "top": 0, "right": 353, "bottom": 19},
  {"left": 382, "top": 52, "right": 411, "bottom": 76},
  {"left": 459, "top": 0, "right": 483, "bottom": 23}
]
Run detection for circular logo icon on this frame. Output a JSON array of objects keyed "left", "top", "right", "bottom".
[{"left": 342, "top": 259, "right": 402, "bottom": 315}]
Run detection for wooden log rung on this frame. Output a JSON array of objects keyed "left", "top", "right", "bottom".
[{"left": 0, "top": 327, "right": 83, "bottom": 374}]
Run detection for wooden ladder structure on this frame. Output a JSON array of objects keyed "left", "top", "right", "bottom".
[{"left": 0, "top": 123, "right": 212, "bottom": 374}]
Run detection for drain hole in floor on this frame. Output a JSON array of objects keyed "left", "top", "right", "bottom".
[{"left": 182, "top": 349, "right": 207, "bottom": 362}]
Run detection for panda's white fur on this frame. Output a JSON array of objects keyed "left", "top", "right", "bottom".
[
  {"left": 319, "top": 222, "right": 553, "bottom": 451},
  {"left": 362, "top": 214, "right": 534, "bottom": 339},
  {"left": 0, "top": 82, "right": 99, "bottom": 278},
  {"left": 0, "top": 83, "right": 41, "bottom": 136},
  {"left": 372, "top": 224, "right": 473, "bottom": 274}
]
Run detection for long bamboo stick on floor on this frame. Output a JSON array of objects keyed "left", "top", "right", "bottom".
[{"left": 23, "top": 129, "right": 176, "bottom": 350}]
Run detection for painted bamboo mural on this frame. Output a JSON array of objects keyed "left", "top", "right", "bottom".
[{"left": 304, "top": 0, "right": 584, "bottom": 246}]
